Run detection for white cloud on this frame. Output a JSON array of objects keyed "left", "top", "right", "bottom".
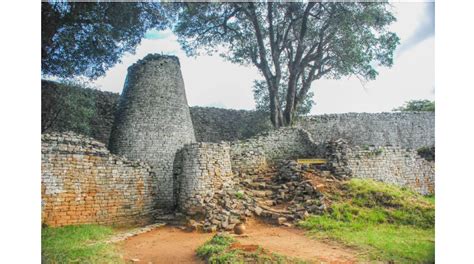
[
  {"left": 92, "top": 2, "right": 434, "bottom": 114},
  {"left": 181, "top": 55, "right": 258, "bottom": 109},
  {"left": 394, "top": 2, "right": 435, "bottom": 55},
  {"left": 311, "top": 36, "right": 434, "bottom": 114}
]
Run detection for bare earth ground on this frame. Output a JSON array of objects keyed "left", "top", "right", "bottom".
[
  {"left": 120, "top": 226, "right": 212, "bottom": 264},
  {"left": 120, "top": 219, "right": 358, "bottom": 264}
]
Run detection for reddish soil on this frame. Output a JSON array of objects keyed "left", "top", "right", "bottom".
[
  {"left": 238, "top": 220, "right": 358, "bottom": 264},
  {"left": 121, "top": 220, "right": 358, "bottom": 264},
  {"left": 121, "top": 226, "right": 212, "bottom": 264}
]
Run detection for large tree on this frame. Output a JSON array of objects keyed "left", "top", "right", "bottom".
[
  {"left": 172, "top": 2, "right": 399, "bottom": 127},
  {"left": 42, "top": 1, "right": 169, "bottom": 79},
  {"left": 253, "top": 78, "right": 314, "bottom": 117}
]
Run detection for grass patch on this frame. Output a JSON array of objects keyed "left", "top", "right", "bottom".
[
  {"left": 235, "top": 191, "right": 246, "bottom": 200},
  {"left": 299, "top": 179, "right": 435, "bottom": 263},
  {"left": 197, "top": 234, "right": 307, "bottom": 264},
  {"left": 197, "top": 234, "right": 237, "bottom": 262},
  {"left": 42, "top": 224, "right": 122, "bottom": 264}
]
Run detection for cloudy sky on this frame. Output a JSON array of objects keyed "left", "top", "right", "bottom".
[{"left": 92, "top": 2, "right": 435, "bottom": 115}]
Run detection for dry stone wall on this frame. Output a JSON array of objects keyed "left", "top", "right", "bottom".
[
  {"left": 176, "top": 142, "right": 234, "bottom": 215},
  {"left": 41, "top": 81, "right": 435, "bottom": 150},
  {"left": 345, "top": 145, "right": 435, "bottom": 195},
  {"left": 230, "top": 128, "right": 324, "bottom": 176},
  {"left": 41, "top": 132, "right": 157, "bottom": 227},
  {"left": 190, "top": 107, "right": 273, "bottom": 142},
  {"left": 297, "top": 112, "right": 435, "bottom": 149},
  {"left": 109, "top": 54, "right": 196, "bottom": 211},
  {"left": 325, "top": 139, "right": 352, "bottom": 178}
]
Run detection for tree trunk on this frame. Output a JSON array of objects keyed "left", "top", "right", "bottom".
[
  {"left": 269, "top": 87, "right": 282, "bottom": 128},
  {"left": 283, "top": 70, "right": 298, "bottom": 126}
]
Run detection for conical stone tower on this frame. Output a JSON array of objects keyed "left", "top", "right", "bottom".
[{"left": 109, "top": 54, "right": 196, "bottom": 211}]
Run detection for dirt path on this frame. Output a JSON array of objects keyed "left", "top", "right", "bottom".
[
  {"left": 121, "top": 220, "right": 358, "bottom": 264},
  {"left": 121, "top": 226, "right": 213, "bottom": 264},
  {"left": 237, "top": 220, "right": 358, "bottom": 264}
]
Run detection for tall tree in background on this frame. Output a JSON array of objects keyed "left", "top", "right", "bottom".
[
  {"left": 173, "top": 2, "right": 399, "bottom": 127},
  {"left": 42, "top": 1, "right": 169, "bottom": 79},
  {"left": 253, "top": 78, "right": 314, "bottom": 117}
]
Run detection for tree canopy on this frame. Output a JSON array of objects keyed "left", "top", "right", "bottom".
[
  {"left": 393, "top": 100, "right": 435, "bottom": 112},
  {"left": 172, "top": 2, "right": 399, "bottom": 127},
  {"left": 253, "top": 78, "right": 314, "bottom": 117},
  {"left": 42, "top": 2, "right": 169, "bottom": 79}
]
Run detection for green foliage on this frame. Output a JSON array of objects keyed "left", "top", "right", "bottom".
[
  {"left": 345, "top": 179, "right": 435, "bottom": 228},
  {"left": 235, "top": 191, "right": 245, "bottom": 200},
  {"left": 393, "top": 100, "right": 435, "bottom": 112},
  {"left": 41, "top": 80, "right": 97, "bottom": 135},
  {"left": 196, "top": 235, "right": 236, "bottom": 262},
  {"left": 173, "top": 3, "right": 398, "bottom": 78},
  {"left": 42, "top": 225, "right": 121, "bottom": 263},
  {"left": 372, "top": 148, "right": 383, "bottom": 156},
  {"left": 360, "top": 146, "right": 384, "bottom": 157},
  {"left": 42, "top": 2, "right": 169, "bottom": 79},
  {"left": 208, "top": 250, "right": 241, "bottom": 264},
  {"left": 172, "top": 2, "right": 399, "bottom": 126},
  {"left": 253, "top": 79, "right": 314, "bottom": 118},
  {"left": 197, "top": 234, "right": 307, "bottom": 264},
  {"left": 298, "top": 179, "right": 435, "bottom": 263},
  {"left": 417, "top": 146, "right": 435, "bottom": 161},
  {"left": 41, "top": 80, "right": 119, "bottom": 144}
]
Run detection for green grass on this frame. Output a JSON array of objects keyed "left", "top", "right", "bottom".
[
  {"left": 197, "top": 234, "right": 307, "bottom": 264},
  {"left": 235, "top": 190, "right": 246, "bottom": 200},
  {"left": 42, "top": 224, "right": 122, "bottom": 264},
  {"left": 298, "top": 179, "right": 435, "bottom": 263},
  {"left": 197, "top": 234, "right": 237, "bottom": 263}
]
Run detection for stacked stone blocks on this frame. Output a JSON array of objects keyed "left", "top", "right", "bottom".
[
  {"left": 230, "top": 127, "right": 324, "bottom": 177},
  {"left": 109, "top": 54, "right": 196, "bottom": 210},
  {"left": 40, "top": 53, "right": 436, "bottom": 228},
  {"left": 345, "top": 145, "right": 435, "bottom": 195},
  {"left": 41, "top": 132, "right": 157, "bottom": 227},
  {"left": 297, "top": 112, "right": 434, "bottom": 149},
  {"left": 177, "top": 142, "right": 234, "bottom": 215}
]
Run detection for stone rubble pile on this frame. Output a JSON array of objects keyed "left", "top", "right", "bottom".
[
  {"left": 165, "top": 155, "right": 336, "bottom": 231},
  {"left": 183, "top": 158, "right": 330, "bottom": 231},
  {"left": 185, "top": 188, "right": 259, "bottom": 233},
  {"left": 237, "top": 160, "right": 327, "bottom": 226},
  {"left": 273, "top": 160, "right": 326, "bottom": 219}
]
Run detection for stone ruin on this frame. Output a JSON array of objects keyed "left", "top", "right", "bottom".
[
  {"left": 109, "top": 54, "right": 196, "bottom": 211},
  {"left": 41, "top": 54, "right": 435, "bottom": 229}
]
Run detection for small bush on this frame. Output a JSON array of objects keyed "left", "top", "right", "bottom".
[
  {"left": 417, "top": 146, "right": 435, "bottom": 161},
  {"left": 196, "top": 234, "right": 235, "bottom": 259},
  {"left": 235, "top": 191, "right": 245, "bottom": 200},
  {"left": 196, "top": 234, "right": 306, "bottom": 264}
]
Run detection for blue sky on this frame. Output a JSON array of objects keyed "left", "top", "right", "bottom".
[{"left": 92, "top": 2, "right": 435, "bottom": 115}]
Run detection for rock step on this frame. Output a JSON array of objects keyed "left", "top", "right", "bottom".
[
  {"left": 256, "top": 199, "right": 275, "bottom": 207},
  {"left": 259, "top": 204, "right": 292, "bottom": 215},
  {"left": 241, "top": 182, "right": 280, "bottom": 191},
  {"left": 259, "top": 210, "right": 295, "bottom": 226},
  {"left": 248, "top": 190, "right": 274, "bottom": 198},
  {"left": 251, "top": 178, "right": 274, "bottom": 183}
]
